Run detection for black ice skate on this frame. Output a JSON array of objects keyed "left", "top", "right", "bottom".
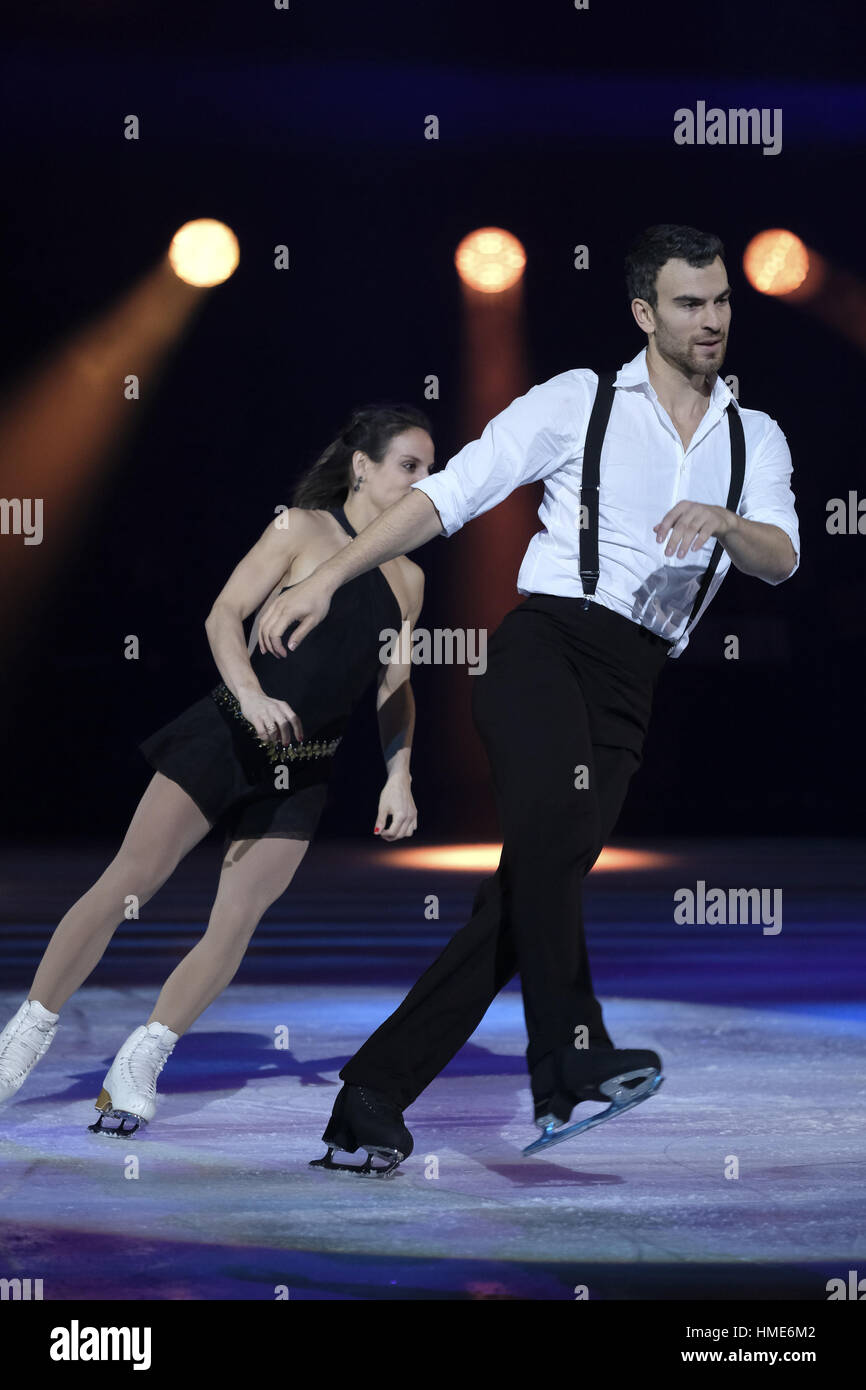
[
  {"left": 524, "top": 1047, "right": 663, "bottom": 1155},
  {"left": 309, "top": 1083, "right": 413, "bottom": 1178}
]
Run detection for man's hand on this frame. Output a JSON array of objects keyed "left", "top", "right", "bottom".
[
  {"left": 373, "top": 774, "right": 417, "bottom": 841},
  {"left": 654, "top": 503, "right": 734, "bottom": 559},
  {"left": 257, "top": 572, "right": 334, "bottom": 656}
]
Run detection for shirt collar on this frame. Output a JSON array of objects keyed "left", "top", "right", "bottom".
[{"left": 614, "top": 345, "right": 738, "bottom": 412}]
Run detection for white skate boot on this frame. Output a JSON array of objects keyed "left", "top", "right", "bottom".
[
  {"left": 0, "top": 999, "right": 60, "bottom": 1105},
  {"left": 88, "top": 1021, "right": 179, "bottom": 1137}
]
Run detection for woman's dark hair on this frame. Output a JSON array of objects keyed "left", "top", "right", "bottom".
[
  {"left": 291, "top": 403, "right": 434, "bottom": 509},
  {"left": 624, "top": 225, "right": 725, "bottom": 309}
]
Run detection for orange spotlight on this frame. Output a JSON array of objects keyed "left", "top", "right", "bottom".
[
  {"left": 168, "top": 218, "right": 240, "bottom": 287},
  {"left": 375, "top": 844, "right": 672, "bottom": 873},
  {"left": 448, "top": 228, "right": 532, "bottom": 825},
  {"left": 743, "top": 229, "right": 810, "bottom": 296},
  {"left": 0, "top": 220, "right": 237, "bottom": 652},
  {"left": 454, "top": 227, "right": 526, "bottom": 294}
]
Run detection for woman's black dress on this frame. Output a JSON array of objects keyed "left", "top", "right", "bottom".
[{"left": 138, "top": 506, "right": 402, "bottom": 851}]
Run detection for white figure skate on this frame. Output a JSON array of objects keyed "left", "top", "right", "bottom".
[
  {"left": 0, "top": 999, "right": 60, "bottom": 1104},
  {"left": 89, "top": 1021, "right": 179, "bottom": 1137}
]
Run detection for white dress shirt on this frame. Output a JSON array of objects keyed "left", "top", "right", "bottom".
[{"left": 410, "top": 346, "right": 800, "bottom": 658}]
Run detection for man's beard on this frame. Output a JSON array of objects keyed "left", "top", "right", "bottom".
[{"left": 657, "top": 327, "right": 726, "bottom": 377}]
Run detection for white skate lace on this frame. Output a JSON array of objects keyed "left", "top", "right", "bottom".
[
  {"left": 0, "top": 1018, "right": 55, "bottom": 1083},
  {"left": 121, "top": 1035, "right": 173, "bottom": 1101}
]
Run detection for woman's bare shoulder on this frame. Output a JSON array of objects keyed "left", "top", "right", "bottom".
[
  {"left": 281, "top": 506, "right": 334, "bottom": 534},
  {"left": 277, "top": 506, "right": 349, "bottom": 556}
]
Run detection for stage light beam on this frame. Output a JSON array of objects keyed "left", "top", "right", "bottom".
[{"left": 0, "top": 221, "right": 237, "bottom": 653}]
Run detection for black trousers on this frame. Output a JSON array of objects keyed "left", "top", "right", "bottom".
[{"left": 341, "top": 594, "right": 672, "bottom": 1110}]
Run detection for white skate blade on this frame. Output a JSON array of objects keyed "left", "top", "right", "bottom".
[{"left": 523, "top": 1071, "right": 664, "bottom": 1156}]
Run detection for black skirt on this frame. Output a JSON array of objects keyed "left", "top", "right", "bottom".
[{"left": 138, "top": 691, "right": 333, "bottom": 853}]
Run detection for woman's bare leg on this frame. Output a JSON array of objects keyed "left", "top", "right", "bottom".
[
  {"left": 29, "top": 773, "right": 214, "bottom": 1014},
  {"left": 146, "top": 835, "right": 310, "bottom": 1036}
]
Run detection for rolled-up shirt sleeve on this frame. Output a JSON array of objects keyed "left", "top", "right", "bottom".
[
  {"left": 737, "top": 414, "right": 800, "bottom": 584},
  {"left": 411, "top": 372, "right": 583, "bottom": 537}
]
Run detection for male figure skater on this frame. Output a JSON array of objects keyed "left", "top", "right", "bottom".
[{"left": 258, "top": 225, "right": 800, "bottom": 1174}]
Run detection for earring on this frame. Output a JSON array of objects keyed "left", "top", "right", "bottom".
[{"left": 353, "top": 475, "right": 363, "bottom": 492}]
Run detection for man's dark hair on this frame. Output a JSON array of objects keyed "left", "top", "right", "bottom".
[{"left": 624, "top": 225, "right": 725, "bottom": 309}]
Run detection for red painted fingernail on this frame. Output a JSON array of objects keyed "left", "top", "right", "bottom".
[{"left": 374, "top": 827, "right": 380, "bottom": 834}]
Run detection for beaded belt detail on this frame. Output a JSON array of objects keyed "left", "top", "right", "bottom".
[{"left": 210, "top": 684, "right": 342, "bottom": 764}]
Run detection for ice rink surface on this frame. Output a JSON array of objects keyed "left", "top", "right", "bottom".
[{"left": 1, "top": 838, "right": 863, "bottom": 1299}]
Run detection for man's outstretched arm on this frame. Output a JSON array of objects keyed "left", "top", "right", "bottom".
[
  {"left": 324, "top": 488, "right": 443, "bottom": 587},
  {"left": 258, "top": 371, "right": 584, "bottom": 654},
  {"left": 259, "top": 489, "right": 443, "bottom": 654}
]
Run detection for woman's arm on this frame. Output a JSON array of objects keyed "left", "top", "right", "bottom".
[
  {"left": 377, "top": 675, "right": 417, "bottom": 783},
  {"left": 372, "top": 566, "right": 424, "bottom": 839},
  {"left": 204, "top": 510, "right": 311, "bottom": 699}
]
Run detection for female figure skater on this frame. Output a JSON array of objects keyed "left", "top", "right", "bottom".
[{"left": 0, "top": 404, "right": 433, "bottom": 1150}]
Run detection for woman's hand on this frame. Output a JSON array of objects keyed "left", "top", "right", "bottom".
[
  {"left": 374, "top": 775, "right": 417, "bottom": 841},
  {"left": 257, "top": 573, "right": 334, "bottom": 656},
  {"left": 238, "top": 690, "right": 303, "bottom": 744}
]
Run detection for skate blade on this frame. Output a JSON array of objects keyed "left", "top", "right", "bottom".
[
  {"left": 88, "top": 1092, "right": 146, "bottom": 1138},
  {"left": 309, "top": 1144, "right": 403, "bottom": 1178},
  {"left": 88, "top": 1112, "right": 145, "bottom": 1138},
  {"left": 523, "top": 1071, "right": 663, "bottom": 1156}
]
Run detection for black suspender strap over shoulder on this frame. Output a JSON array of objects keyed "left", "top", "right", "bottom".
[
  {"left": 681, "top": 402, "right": 745, "bottom": 633},
  {"left": 578, "top": 369, "right": 617, "bottom": 607},
  {"left": 578, "top": 372, "right": 747, "bottom": 637}
]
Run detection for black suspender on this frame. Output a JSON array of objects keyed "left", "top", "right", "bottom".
[
  {"left": 578, "top": 370, "right": 617, "bottom": 603},
  {"left": 683, "top": 405, "right": 745, "bottom": 631},
  {"left": 578, "top": 371, "right": 746, "bottom": 637}
]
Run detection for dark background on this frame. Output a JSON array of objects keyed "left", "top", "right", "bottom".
[{"left": 1, "top": 0, "right": 863, "bottom": 842}]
